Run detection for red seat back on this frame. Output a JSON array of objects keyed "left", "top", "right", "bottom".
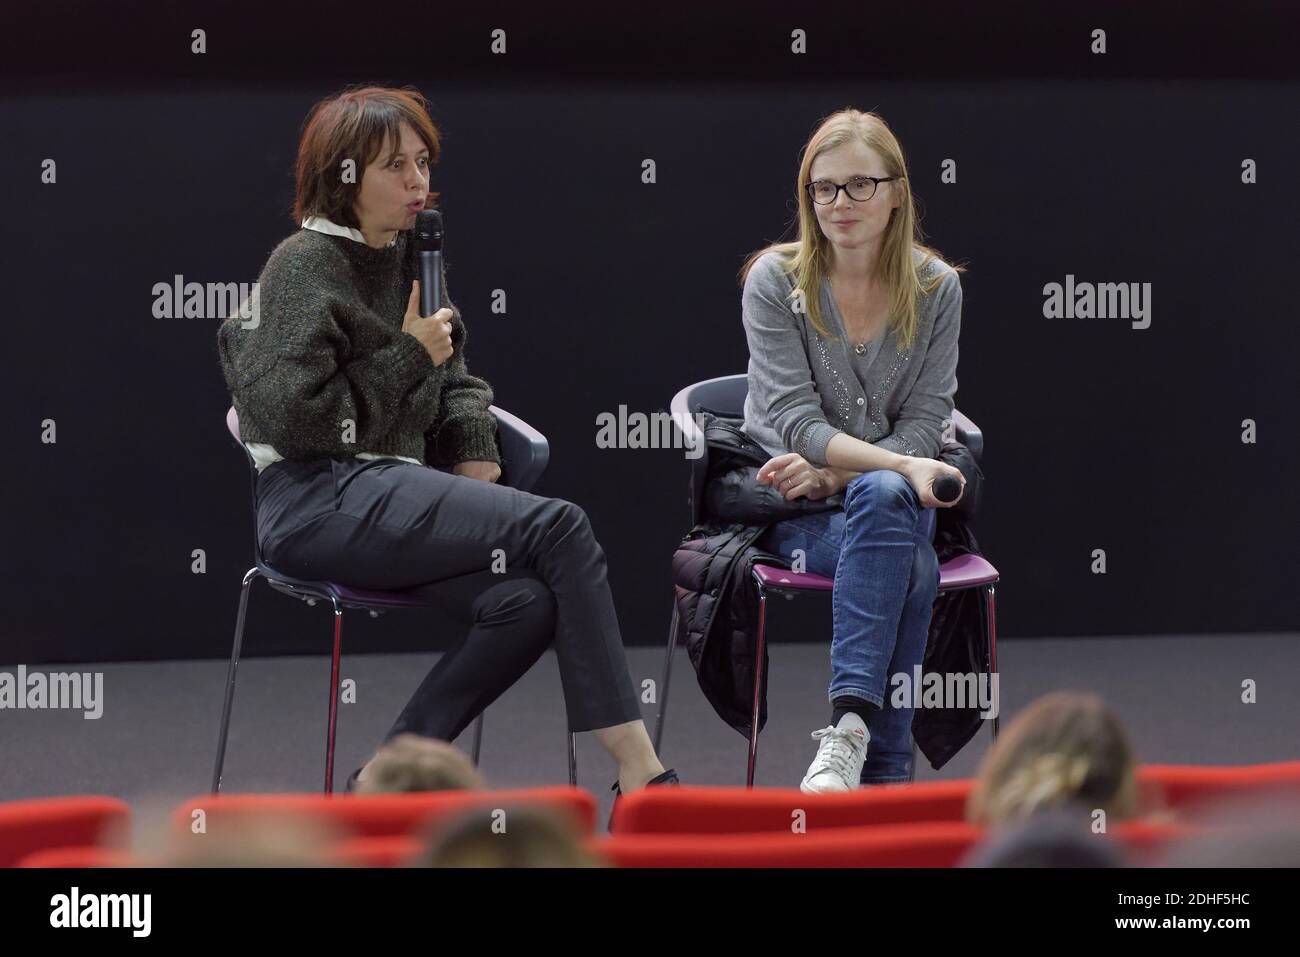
[
  {"left": 326, "top": 835, "right": 426, "bottom": 867},
  {"left": 592, "top": 821, "right": 983, "bottom": 868},
  {"left": 1138, "top": 762, "right": 1300, "bottom": 811},
  {"left": 611, "top": 764, "right": 1300, "bottom": 835},
  {"left": 610, "top": 782, "right": 973, "bottom": 834},
  {"left": 0, "top": 796, "right": 131, "bottom": 868},
  {"left": 18, "top": 845, "right": 135, "bottom": 868},
  {"left": 170, "top": 786, "right": 596, "bottom": 841}
]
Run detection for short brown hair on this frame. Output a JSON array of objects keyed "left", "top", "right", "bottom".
[
  {"left": 416, "top": 805, "right": 604, "bottom": 868},
  {"left": 355, "top": 733, "right": 485, "bottom": 795},
  {"left": 292, "top": 84, "right": 442, "bottom": 229}
]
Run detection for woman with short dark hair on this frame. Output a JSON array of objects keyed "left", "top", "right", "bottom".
[{"left": 217, "top": 85, "right": 676, "bottom": 794}]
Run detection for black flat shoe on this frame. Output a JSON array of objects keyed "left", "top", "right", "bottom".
[
  {"left": 608, "top": 768, "right": 680, "bottom": 830},
  {"left": 610, "top": 767, "right": 680, "bottom": 797}
]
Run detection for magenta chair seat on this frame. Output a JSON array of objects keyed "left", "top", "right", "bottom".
[{"left": 753, "top": 552, "right": 999, "bottom": 593}]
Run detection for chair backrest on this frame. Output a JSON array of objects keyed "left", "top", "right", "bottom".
[
  {"left": 669, "top": 375, "right": 748, "bottom": 530},
  {"left": 326, "top": 834, "right": 426, "bottom": 867},
  {"left": 610, "top": 781, "right": 973, "bottom": 834},
  {"left": 19, "top": 839, "right": 424, "bottom": 868},
  {"left": 21, "top": 816, "right": 1206, "bottom": 868},
  {"left": 591, "top": 821, "right": 983, "bottom": 868},
  {"left": 170, "top": 786, "right": 597, "bottom": 840},
  {"left": 0, "top": 796, "right": 131, "bottom": 868},
  {"left": 611, "top": 763, "right": 1300, "bottom": 835},
  {"left": 488, "top": 404, "right": 550, "bottom": 493},
  {"left": 1139, "top": 761, "right": 1300, "bottom": 812},
  {"left": 669, "top": 374, "right": 984, "bottom": 529},
  {"left": 18, "top": 846, "right": 134, "bottom": 868},
  {"left": 225, "top": 406, "right": 269, "bottom": 567}
]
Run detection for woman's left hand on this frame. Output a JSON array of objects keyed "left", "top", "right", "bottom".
[
  {"left": 756, "top": 452, "right": 843, "bottom": 501},
  {"left": 452, "top": 460, "right": 501, "bottom": 483}
]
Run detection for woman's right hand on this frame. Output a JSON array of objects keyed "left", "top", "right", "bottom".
[
  {"left": 402, "top": 280, "right": 454, "bottom": 366},
  {"left": 899, "top": 456, "right": 966, "bottom": 509}
]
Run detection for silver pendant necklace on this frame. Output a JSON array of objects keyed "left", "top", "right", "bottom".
[{"left": 833, "top": 278, "right": 879, "bottom": 357}]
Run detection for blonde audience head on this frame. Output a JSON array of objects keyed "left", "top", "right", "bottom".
[{"left": 967, "top": 690, "right": 1139, "bottom": 826}]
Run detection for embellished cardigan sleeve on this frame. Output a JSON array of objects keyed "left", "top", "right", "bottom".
[{"left": 741, "top": 253, "right": 842, "bottom": 467}]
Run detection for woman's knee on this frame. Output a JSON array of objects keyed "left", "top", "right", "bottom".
[
  {"left": 546, "top": 498, "right": 606, "bottom": 559},
  {"left": 845, "top": 469, "right": 919, "bottom": 513},
  {"left": 545, "top": 497, "right": 591, "bottom": 536}
]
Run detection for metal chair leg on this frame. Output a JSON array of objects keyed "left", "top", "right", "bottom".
[
  {"left": 211, "top": 568, "right": 259, "bottom": 794},
  {"left": 986, "top": 583, "right": 999, "bottom": 741},
  {"left": 567, "top": 731, "right": 577, "bottom": 787},
  {"left": 323, "top": 600, "right": 344, "bottom": 795},
  {"left": 746, "top": 585, "right": 768, "bottom": 788},
  {"left": 470, "top": 711, "right": 485, "bottom": 766},
  {"left": 652, "top": 603, "right": 680, "bottom": 753}
]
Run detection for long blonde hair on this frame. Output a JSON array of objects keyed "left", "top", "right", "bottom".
[{"left": 740, "top": 108, "right": 964, "bottom": 352}]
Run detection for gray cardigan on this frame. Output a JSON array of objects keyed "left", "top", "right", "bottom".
[{"left": 741, "top": 247, "right": 961, "bottom": 467}]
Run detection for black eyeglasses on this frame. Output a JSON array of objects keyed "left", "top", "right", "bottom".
[{"left": 806, "top": 175, "right": 900, "bottom": 205}]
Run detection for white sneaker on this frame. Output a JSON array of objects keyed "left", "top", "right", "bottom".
[{"left": 799, "top": 713, "right": 870, "bottom": 793}]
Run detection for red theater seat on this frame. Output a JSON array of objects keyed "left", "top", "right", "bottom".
[
  {"left": 591, "top": 821, "right": 984, "bottom": 868},
  {"left": 1111, "top": 820, "right": 1207, "bottom": 862},
  {"left": 611, "top": 764, "right": 1300, "bottom": 835},
  {"left": 326, "top": 835, "right": 426, "bottom": 867},
  {"left": 610, "top": 782, "right": 972, "bottom": 834},
  {"left": 170, "top": 786, "right": 596, "bottom": 841},
  {"left": 1139, "top": 762, "right": 1300, "bottom": 810},
  {"left": 593, "top": 820, "right": 1209, "bottom": 868},
  {"left": 0, "top": 796, "right": 131, "bottom": 868},
  {"left": 18, "top": 846, "right": 135, "bottom": 868}
]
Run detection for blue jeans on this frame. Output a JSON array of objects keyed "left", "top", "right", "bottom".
[{"left": 758, "top": 470, "right": 940, "bottom": 784}]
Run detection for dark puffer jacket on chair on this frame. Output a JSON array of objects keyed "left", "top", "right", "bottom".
[{"left": 670, "top": 413, "right": 990, "bottom": 771}]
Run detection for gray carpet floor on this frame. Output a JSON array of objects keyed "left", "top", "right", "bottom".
[{"left": 3, "top": 633, "right": 1297, "bottom": 831}]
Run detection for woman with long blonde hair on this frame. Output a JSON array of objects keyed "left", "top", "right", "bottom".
[{"left": 739, "top": 108, "right": 967, "bottom": 791}]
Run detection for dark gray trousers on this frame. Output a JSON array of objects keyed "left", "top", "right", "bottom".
[{"left": 254, "top": 456, "right": 643, "bottom": 741}]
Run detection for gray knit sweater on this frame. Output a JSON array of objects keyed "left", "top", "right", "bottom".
[
  {"left": 216, "top": 228, "right": 500, "bottom": 469},
  {"left": 741, "top": 247, "right": 961, "bottom": 467}
]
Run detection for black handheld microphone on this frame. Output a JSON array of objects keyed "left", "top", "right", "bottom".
[
  {"left": 933, "top": 473, "right": 963, "bottom": 504},
  {"left": 413, "top": 209, "right": 444, "bottom": 318}
]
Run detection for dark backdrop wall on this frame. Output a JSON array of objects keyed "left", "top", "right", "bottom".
[{"left": 3, "top": 2, "right": 1297, "bottom": 665}]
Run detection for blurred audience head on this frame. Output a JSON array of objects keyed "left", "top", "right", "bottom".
[
  {"left": 161, "top": 814, "right": 342, "bottom": 867},
  {"left": 355, "top": 733, "right": 485, "bottom": 795},
  {"left": 416, "top": 804, "right": 603, "bottom": 868},
  {"left": 961, "top": 803, "right": 1129, "bottom": 867},
  {"left": 967, "top": 690, "right": 1138, "bottom": 827}
]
